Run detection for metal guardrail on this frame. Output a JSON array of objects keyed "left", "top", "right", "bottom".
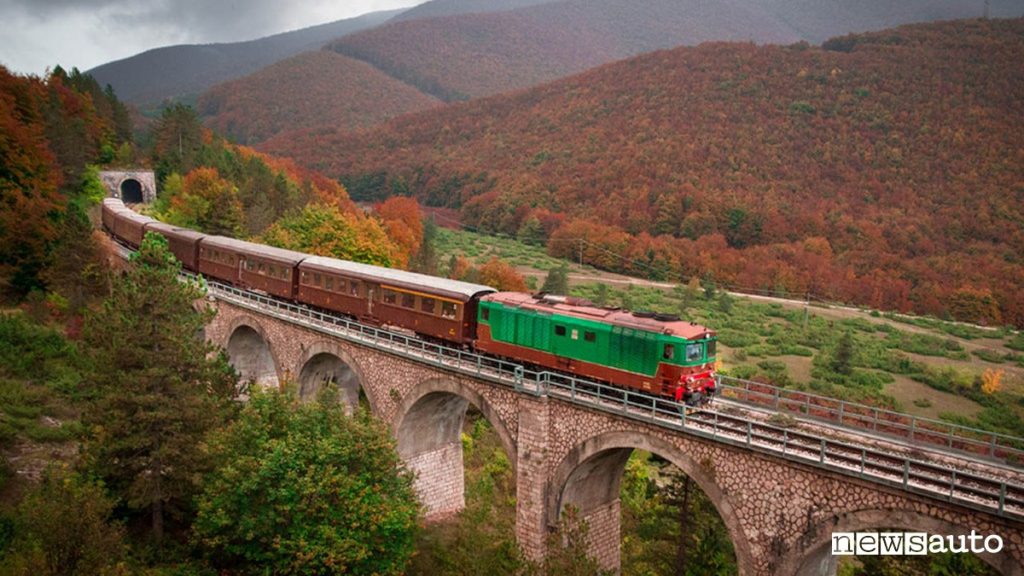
[
  {"left": 717, "top": 378, "right": 1024, "bottom": 466},
  {"left": 198, "top": 276, "right": 1024, "bottom": 521}
]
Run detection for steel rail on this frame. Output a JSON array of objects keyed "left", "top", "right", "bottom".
[{"left": 717, "top": 377, "right": 1024, "bottom": 466}]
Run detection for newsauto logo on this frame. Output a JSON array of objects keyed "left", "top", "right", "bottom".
[{"left": 831, "top": 531, "right": 1004, "bottom": 556}]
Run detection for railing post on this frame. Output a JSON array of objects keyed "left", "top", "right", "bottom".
[
  {"left": 949, "top": 471, "right": 956, "bottom": 499},
  {"left": 820, "top": 439, "right": 826, "bottom": 464},
  {"left": 999, "top": 483, "right": 1006, "bottom": 514},
  {"left": 782, "top": 430, "right": 788, "bottom": 454},
  {"left": 514, "top": 365, "right": 524, "bottom": 391},
  {"left": 989, "top": 435, "right": 997, "bottom": 458},
  {"left": 774, "top": 388, "right": 780, "bottom": 410},
  {"left": 838, "top": 401, "right": 844, "bottom": 426},
  {"left": 860, "top": 449, "right": 866, "bottom": 477},
  {"left": 902, "top": 460, "right": 910, "bottom": 487},
  {"left": 746, "top": 421, "right": 752, "bottom": 446},
  {"left": 910, "top": 417, "right": 916, "bottom": 443}
]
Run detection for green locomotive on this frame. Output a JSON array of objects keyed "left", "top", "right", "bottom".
[{"left": 474, "top": 292, "right": 717, "bottom": 405}]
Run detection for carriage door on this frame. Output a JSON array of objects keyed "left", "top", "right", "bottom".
[{"left": 366, "top": 286, "right": 375, "bottom": 317}]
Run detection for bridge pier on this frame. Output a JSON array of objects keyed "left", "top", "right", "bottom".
[{"left": 515, "top": 394, "right": 551, "bottom": 564}]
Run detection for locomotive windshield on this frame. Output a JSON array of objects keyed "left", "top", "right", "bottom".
[{"left": 685, "top": 343, "right": 703, "bottom": 362}]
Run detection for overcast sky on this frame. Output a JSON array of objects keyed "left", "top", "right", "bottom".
[{"left": 0, "top": 0, "right": 424, "bottom": 76}]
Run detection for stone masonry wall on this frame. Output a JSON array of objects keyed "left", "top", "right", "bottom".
[{"left": 406, "top": 442, "right": 465, "bottom": 518}]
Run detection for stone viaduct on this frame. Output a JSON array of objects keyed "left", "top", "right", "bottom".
[{"left": 204, "top": 294, "right": 1024, "bottom": 575}]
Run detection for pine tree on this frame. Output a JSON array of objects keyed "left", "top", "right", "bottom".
[
  {"left": 81, "top": 233, "right": 237, "bottom": 542},
  {"left": 832, "top": 331, "right": 855, "bottom": 376},
  {"left": 541, "top": 264, "right": 569, "bottom": 295}
]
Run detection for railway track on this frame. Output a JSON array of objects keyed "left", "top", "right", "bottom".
[{"left": 110, "top": 242, "right": 1024, "bottom": 520}]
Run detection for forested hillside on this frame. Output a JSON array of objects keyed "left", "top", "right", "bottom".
[
  {"left": 264, "top": 19, "right": 1024, "bottom": 326},
  {"left": 87, "top": 8, "right": 403, "bottom": 106},
  {"left": 198, "top": 50, "right": 442, "bottom": 144},
  {"left": 327, "top": 0, "right": 1019, "bottom": 101}
]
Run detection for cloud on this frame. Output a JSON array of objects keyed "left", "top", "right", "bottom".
[{"left": 0, "top": 0, "right": 421, "bottom": 75}]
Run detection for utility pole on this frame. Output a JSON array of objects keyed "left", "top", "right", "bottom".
[{"left": 984, "top": 0, "right": 990, "bottom": 19}]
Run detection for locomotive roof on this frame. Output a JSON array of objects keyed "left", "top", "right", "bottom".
[
  {"left": 201, "top": 235, "right": 308, "bottom": 264},
  {"left": 301, "top": 255, "right": 495, "bottom": 301},
  {"left": 482, "top": 292, "right": 715, "bottom": 340}
]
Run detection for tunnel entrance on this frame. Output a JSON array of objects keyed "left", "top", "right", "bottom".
[{"left": 120, "top": 178, "right": 143, "bottom": 203}]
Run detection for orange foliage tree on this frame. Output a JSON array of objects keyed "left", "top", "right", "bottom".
[
  {"left": 261, "top": 203, "right": 400, "bottom": 267},
  {"left": 163, "top": 167, "right": 244, "bottom": 237},
  {"left": 478, "top": 256, "right": 527, "bottom": 291},
  {"left": 0, "top": 67, "right": 63, "bottom": 298}
]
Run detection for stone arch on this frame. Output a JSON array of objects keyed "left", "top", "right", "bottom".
[
  {"left": 392, "top": 377, "right": 517, "bottom": 518},
  {"left": 548, "top": 430, "right": 755, "bottom": 574},
  {"left": 296, "top": 341, "right": 372, "bottom": 415},
  {"left": 224, "top": 316, "right": 281, "bottom": 393},
  {"left": 119, "top": 178, "right": 143, "bottom": 203},
  {"left": 779, "top": 508, "right": 1021, "bottom": 576}
]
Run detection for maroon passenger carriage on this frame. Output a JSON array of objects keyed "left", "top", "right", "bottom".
[
  {"left": 198, "top": 236, "right": 306, "bottom": 300},
  {"left": 297, "top": 256, "right": 494, "bottom": 344}
]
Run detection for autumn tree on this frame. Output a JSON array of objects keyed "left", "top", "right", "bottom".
[
  {"left": 261, "top": 202, "right": 401, "bottom": 267},
  {"left": 479, "top": 256, "right": 527, "bottom": 291},
  {"left": 0, "top": 67, "right": 62, "bottom": 300},
  {"left": 81, "top": 233, "right": 238, "bottom": 542},
  {"left": 193, "top": 387, "right": 419, "bottom": 574},
  {"left": 162, "top": 167, "right": 244, "bottom": 236},
  {"left": 376, "top": 196, "right": 424, "bottom": 267}
]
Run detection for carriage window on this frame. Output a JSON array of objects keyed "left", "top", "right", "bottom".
[
  {"left": 258, "top": 262, "right": 266, "bottom": 274},
  {"left": 350, "top": 281, "right": 359, "bottom": 296},
  {"left": 245, "top": 260, "right": 253, "bottom": 271},
  {"left": 571, "top": 329, "right": 579, "bottom": 340},
  {"left": 401, "top": 292, "right": 415, "bottom": 308},
  {"left": 383, "top": 289, "right": 397, "bottom": 304},
  {"left": 663, "top": 344, "right": 675, "bottom": 360},
  {"left": 584, "top": 331, "right": 596, "bottom": 342},
  {"left": 283, "top": 268, "right": 290, "bottom": 280},
  {"left": 313, "top": 273, "right": 321, "bottom": 286},
  {"left": 336, "top": 278, "right": 345, "bottom": 292},
  {"left": 686, "top": 343, "right": 703, "bottom": 362},
  {"left": 301, "top": 271, "right": 309, "bottom": 284},
  {"left": 480, "top": 307, "right": 489, "bottom": 320},
  {"left": 555, "top": 325, "right": 566, "bottom": 336},
  {"left": 706, "top": 340, "right": 716, "bottom": 358},
  {"left": 324, "top": 276, "right": 333, "bottom": 291},
  {"left": 441, "top": 302, "right": 457, "bottom": 319},
  {"left": 422, "top": 298, "right": 436, "bottom": 314}
]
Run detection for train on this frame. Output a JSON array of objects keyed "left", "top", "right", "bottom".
[{"left": 102, "top": 198, "right": 718, "bottom": 405}]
